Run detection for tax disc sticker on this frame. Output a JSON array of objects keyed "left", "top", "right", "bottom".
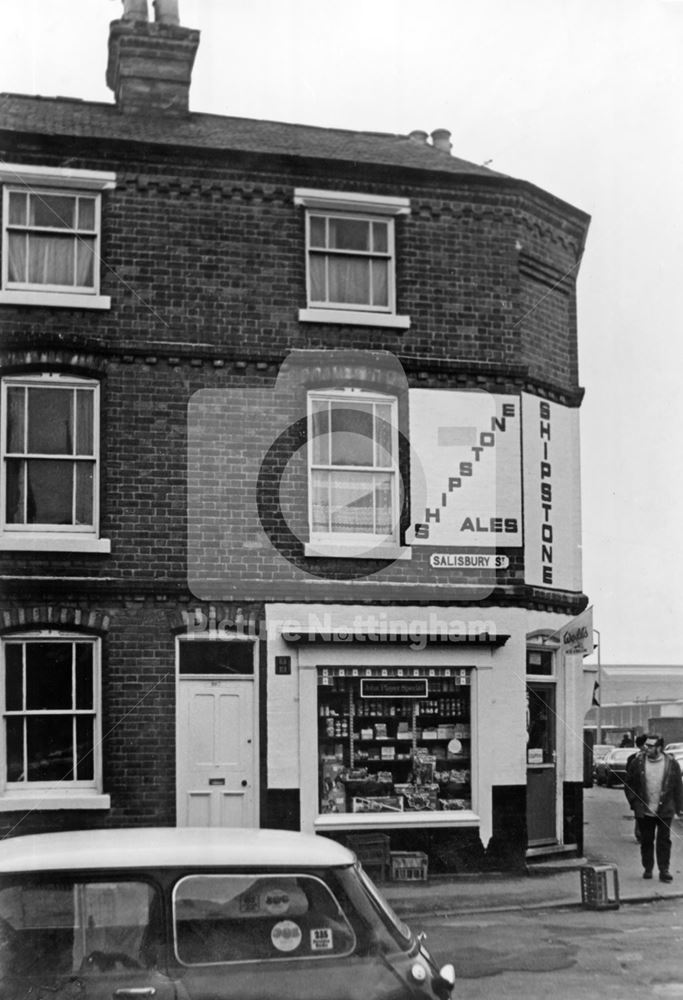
[
  {"left": 310, "top": 927, "right": 333, "bottom": 951},
  {"left": 271, "top": 920, "right": 302, "bottom": 952}
]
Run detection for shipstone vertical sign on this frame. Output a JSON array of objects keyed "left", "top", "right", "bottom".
[{"left": 522, "top": 394, "right": 582, "bottom": 591}]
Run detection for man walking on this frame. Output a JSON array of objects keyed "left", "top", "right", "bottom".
[{"left": 624, "top": 733, "right": 683, "bottom": 882}]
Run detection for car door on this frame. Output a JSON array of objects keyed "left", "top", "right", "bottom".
[{"left": 169, "top": 872, "right": 405, "bottom": 1000}]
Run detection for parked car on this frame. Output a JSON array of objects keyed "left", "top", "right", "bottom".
[
  {"left": 595, "top": 747, "right": 635, "bottom": 787},
  {"left": 591, "top": 744, "right": 613, "bottom": 781},
  {"left": 0, "top": 827, "right": 455, "bottom": 1000},
  {"left": 665, "top": 742, "right": 683, "bottom": 753}
]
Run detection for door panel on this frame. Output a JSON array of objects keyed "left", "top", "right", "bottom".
[
  {"left": 178, "top": 678, "right": 256, "bottom": 827},
  {"left": 526, "top": 683, "right": 557, "bottom": 845}
]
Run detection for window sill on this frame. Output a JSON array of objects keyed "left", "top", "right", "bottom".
[
  {"left": 0, "top": 793, "right": 111, "bottom": 812},
  {"left": 299, "top": 308, "right": 410, "bottom": 329},
  {"left": 314, "top": 810, "right": 479, "bottom": 831},
  {"left": 0, "top": 290, "right": 111, "bottom": 310},
  {"left": 0, "top": 535, "right": 111, "bottom": 553},
  {"left": 305, "top": 541, "right": 411, "bottom": 560}
]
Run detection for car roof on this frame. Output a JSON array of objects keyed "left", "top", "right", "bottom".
[
  {"left": 0, "top": 828, "right": 356, "bottom": 875},
  {"left": 607, "top": 748, "right": 633, "bottom": 758}
]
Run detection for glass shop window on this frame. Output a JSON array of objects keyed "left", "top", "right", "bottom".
[{"left": 317, "top": 672, "right": 472, "bottom": 816}]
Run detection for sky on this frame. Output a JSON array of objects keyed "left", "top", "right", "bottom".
[{"left": 1, "top": 0, "right": 681, "bottom": 665}]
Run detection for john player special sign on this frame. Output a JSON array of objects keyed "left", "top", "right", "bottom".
[{"left": 409, "top": 389, "right": 522, "bottom": 547}]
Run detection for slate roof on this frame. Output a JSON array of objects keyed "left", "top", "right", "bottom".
[{"left": 0, "top": 92, "right": 504, "bottom": 179}]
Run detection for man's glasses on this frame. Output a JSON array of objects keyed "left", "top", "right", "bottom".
[{"left": 644, "top": 743, "right": 659, "bottom": 750}]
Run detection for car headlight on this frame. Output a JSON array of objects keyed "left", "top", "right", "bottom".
[{"left": 439, "top": 963, "right": 456, "bottom": 988}]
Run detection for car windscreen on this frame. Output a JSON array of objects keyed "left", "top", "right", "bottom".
[
  {"left": 330, "top": 863, "right": 413, "bottom": 951},
  {"left": 172, "top": 873, "right": 356, "bottom": 965},
  {"left": 0, "top": 875, "right": 162, "bottom": 981}
]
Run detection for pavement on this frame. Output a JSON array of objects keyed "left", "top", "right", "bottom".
[{"left": 380, "top": 787, "right": 683, "bottom": 918}]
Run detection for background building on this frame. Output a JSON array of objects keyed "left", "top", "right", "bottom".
[
  {"left": 0, "top": 0, "right": 591, "bottom": 868},
  {"left": 585, "top": 665, "right": 683, "bottom": 744}
]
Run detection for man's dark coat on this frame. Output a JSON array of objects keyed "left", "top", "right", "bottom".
[{"left": 624, "top": 751, "right": 683, "bottom": 819}]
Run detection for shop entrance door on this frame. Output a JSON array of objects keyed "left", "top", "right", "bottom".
[
  {"left": 526, "top": 683, "right": 557, "bottom": 845},
  {"left": 177, "top": 677, "right": 256, "bottom": 827}
]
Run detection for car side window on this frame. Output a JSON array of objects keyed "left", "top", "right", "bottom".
[
  {"left": 0, "top": 877, "right": 161, "bottom": 981},
  {"left": 173, "top": 874, "right": 356, "bottom": 965}
]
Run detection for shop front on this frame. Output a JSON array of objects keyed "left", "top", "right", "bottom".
[
  {"left": 264, "top": 604, "right": 592, "bottom": 871},
  {"left": 265, "top": 603, "right": 526, "bottom": 872}
]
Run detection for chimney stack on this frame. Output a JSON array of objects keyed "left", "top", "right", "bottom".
[{"left": 107, "top": 0, "right": 199, "bottom": 115}]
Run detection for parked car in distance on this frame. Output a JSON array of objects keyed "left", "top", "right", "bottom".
[
  {"left": 591, "top": 744, "right": 613, "bottom": 781},
  {"left": 665, "top": 742, "right": 683, "bottom": 753},
  {"left": 0, "top": 827, "right": 455, "bottom": 1000},
  {"left": 595, "top": 747, "right": 636, "bottom": 787}
]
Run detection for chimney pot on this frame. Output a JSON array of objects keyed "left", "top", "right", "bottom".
[
  {"left": 431, "top": 128, "right": 453, "bottom": 154},
  {"left": 154, "top": 0, "right": 180, "bottom": 25},
  {"left": 121, "top": 0, "right": 149, "bottom": 20},
  {"left": 409, "top": 129, "right": 429, "bottom": 144}
]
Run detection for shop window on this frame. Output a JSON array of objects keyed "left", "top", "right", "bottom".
[
  {"left": 306, "top": 389, "right": 401, "bottom": 557},
  {"left": 318, "top": 670, "right": 471, "bottom": 816},
  {"left": 1, "top": 373, "right": 110, "bottom": 553},
  {"left": 0, "top": 636, "right": 103, "bottom": 795}
]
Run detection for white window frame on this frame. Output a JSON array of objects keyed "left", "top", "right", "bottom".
[
  {"left": 0, "top": 372, "right": 110, "bottom": 553},
  {"left": 294, "top": 189, "right": 410, "bottom": 329},
  {"left": 0, "top": 164, "right": 115, "bottom": 310},
  {"left": 0, "top": 632, "right": 110, "bottom": 810},
  {"left": 305, "top": 388, "right": 403, "bottom": 559}
]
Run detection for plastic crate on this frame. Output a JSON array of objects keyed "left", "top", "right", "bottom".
[
  {"left": 580, "top": 864, "right": 620, "bottom": 910},
  {"left": 347, "top": 834, "right": 391, "bottom": 882},
  {"left": 390, "top": 851, "right": 429, "bottom": 882}
]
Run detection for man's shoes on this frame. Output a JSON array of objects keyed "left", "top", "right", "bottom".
[
  {"left": 659, "top": 871, "right": 674, "bottom": 883},
  {"left": 643, "top": 869, "right": 653, "bottom": 879}
]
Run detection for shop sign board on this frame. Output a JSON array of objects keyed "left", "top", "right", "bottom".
[
  {"left": 409, "top": 389, "right": 522, "bottom": 548},
  {"left": 556, "top": 606, "right": 594, "bottom": 657},
  {"left": 360, "top": 678, "right": 428, "bottom": 699},
  {"left": 522, "top": 394, "right": 582, "bottom": 591}
]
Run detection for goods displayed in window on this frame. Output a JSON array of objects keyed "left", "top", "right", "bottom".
[{"left": 318, "top": 669, "right": 471, "bottom": 815}]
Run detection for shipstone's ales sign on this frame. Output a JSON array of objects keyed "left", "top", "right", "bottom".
[
  {"left": 409, "top": 389, "right": 522, "bottom": 547},
  {"left": 522, "top": 394, "right": 582, "bottom": 592}
]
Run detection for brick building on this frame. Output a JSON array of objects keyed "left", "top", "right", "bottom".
[{"left": 0, "top": 1, "right": 592, "bottom": 868}]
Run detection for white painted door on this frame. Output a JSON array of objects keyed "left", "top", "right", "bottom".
[{"left": 177, "top": 678, "right": 256, "bottom": 827}]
